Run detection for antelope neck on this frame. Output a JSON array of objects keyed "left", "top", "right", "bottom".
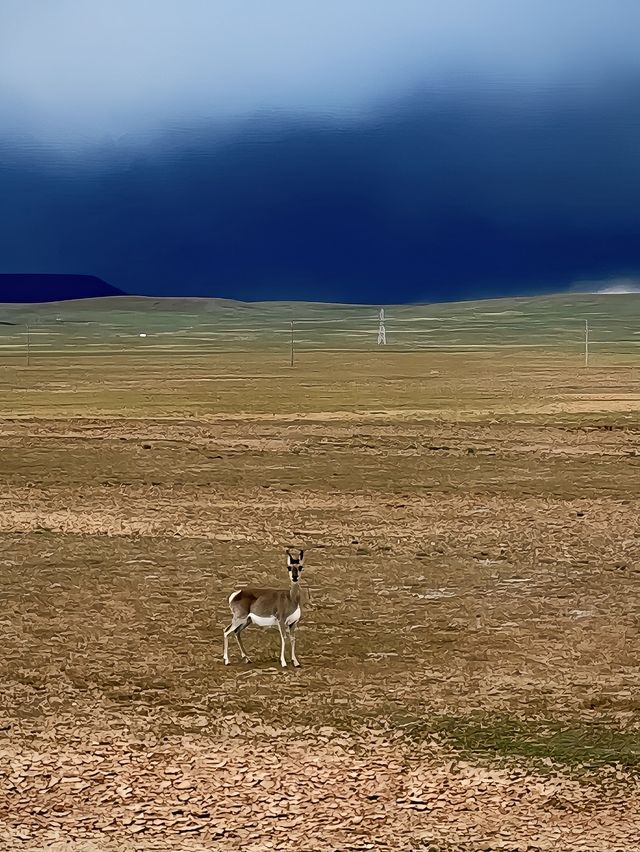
[{"left": 289, "top": 580, "right": 301, "bottom": 605}]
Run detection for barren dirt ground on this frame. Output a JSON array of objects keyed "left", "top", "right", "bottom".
[{"left": 1, "top": 352, "right": 639, "bottom": 851}]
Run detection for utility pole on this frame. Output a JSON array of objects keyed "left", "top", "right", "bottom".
[
  {"left": 584, "top": 319, "right": 589, "bottom": 368},
  {"left": 290, "top": 319, "right": 295, "bottom": 367}
]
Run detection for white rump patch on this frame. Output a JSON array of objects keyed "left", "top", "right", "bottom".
[{"left": 228, "top": 590, "right": 242, "bottom": 605}]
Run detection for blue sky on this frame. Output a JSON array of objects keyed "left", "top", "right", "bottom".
[{"left": 1, "top": 1, "right": 640, "bottom": 302}]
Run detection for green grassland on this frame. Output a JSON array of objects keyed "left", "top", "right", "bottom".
[{"left": 1, "top": 292, "right": 639, "bottom": 358}]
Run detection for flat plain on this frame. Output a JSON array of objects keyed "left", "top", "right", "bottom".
[{"left": 0, "top": 295, "right": 639, "bottom": 851}]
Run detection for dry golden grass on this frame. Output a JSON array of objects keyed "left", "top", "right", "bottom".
[{"left": 0, "top": 349, "right": 639, "bottom": 850}]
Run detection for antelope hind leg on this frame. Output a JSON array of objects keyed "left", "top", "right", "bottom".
[
  {"left": 223, "top": 618, "right": 248, "bottom": 665},
  {"left": 234, "top": 622, "right": 251, "bottom": 663}
]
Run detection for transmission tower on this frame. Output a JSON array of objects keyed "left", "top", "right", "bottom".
[{"left": 377, "top": 308, "right": 386, "bottom": 345}]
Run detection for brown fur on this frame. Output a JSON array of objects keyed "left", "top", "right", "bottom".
[
  {"left": 228, "top": 585, "right": 302, "bottom": 621},
  {"left": 223, "top": 549, "right": 305, "bottom": 668}
]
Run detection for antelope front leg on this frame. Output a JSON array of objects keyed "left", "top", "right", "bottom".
[
  {"left": 277, "top": 621, "right": 288, "bottom": 668},
  {"left": 289, "top": 623, "right": 300, "bottom": 668}
]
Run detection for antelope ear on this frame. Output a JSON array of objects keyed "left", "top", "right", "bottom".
[
  {"left": 286, "top": 549, "right": 292, "bottom": 565},
  {"left": 299, "top": 549, "right": 304, "bottom": 562}
]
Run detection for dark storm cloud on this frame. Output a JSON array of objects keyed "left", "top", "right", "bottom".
[
  {"left": 1, "top": 81, "right": 639, "bottom": 303},
  {"left": 1, "top": 1, "right": 639, "bottom": 301}
]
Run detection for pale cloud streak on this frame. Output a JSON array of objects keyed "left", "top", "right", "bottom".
[{"left": 1, "top": 0, "right": 640, "bottom": 142}]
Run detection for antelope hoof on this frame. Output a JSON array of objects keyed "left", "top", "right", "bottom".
[
  {"left": 242, "top": 656, "right": 252, "bottom": 664},
  {"left": 281, "top": 661, "right": 287, "bottom": 668},
  {"left": 224, "top": 658, "right": 230, "bottom": 666},
  {"left": 293, "top": 660, "right": 301, "bottom": 668}
]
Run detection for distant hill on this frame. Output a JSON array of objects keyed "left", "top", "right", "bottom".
[
  {"left": 0, "top": 291, "right": 638, "bottom": 360},
  {"left": 0, "top": 274, "right": 124, "bottom": 303}
]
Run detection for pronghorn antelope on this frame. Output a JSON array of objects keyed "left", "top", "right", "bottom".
[{"left": 223, "top": 549, "right": 304, "bottom": 668}]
